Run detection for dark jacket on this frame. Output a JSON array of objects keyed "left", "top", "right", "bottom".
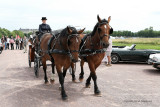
[{"left": 39, "top": 23, "right": 52, "bottom": 34}]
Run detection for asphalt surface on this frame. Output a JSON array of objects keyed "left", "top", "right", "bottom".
[{"left": 0, "top": 48, "right": 160, "bottom": 107}]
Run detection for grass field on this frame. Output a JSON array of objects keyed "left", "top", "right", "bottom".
[{"left": 112, "top": 38, "right": 160, "bottom": 50}]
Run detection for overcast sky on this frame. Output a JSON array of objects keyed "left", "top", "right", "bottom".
[{"left": 0, "top": 0, "right": 159, "bottom": 32}]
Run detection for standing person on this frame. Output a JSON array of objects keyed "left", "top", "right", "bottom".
[
  {"left": 1, "top": 36, "right": 5, "bottom": 49},
  {"left": 106, "top": 36, "right": 112, "bottom": 66},
  {"left": 15, "top": 39, "right": 19, "bottom": 49},
  {"left": 19, "top": 38, "right": 21, "bottom": 50},
  {"left": 23, "top": 36, "right": 28, "bottom": 53},
  {"left": 7, "top": 36, "right": 10, "bottom": 49},
  {"left": 19, "top": 38, "right": 23, "bottom": 50},
  {"left": 10, "top": 36, "right": 14, "bottom": 50},
  {"left": 4, "top": 36, "right": 7, "bottom": 50}
]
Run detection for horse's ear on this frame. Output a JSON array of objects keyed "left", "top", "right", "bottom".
[
  {"left": 67, "top": 26, "right": 72, "bottom": 34},
  {"left": 78, "top": 28, "right": 85, "bottom": 34},
  {"left": 97, "top": 15, "right": 102, "bottom": 23},
  {"left": 108, "top": 16, "right": 111, "bottom": 24}
]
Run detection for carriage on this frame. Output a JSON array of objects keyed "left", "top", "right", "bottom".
[{"left": 28, "top": 34, "right": 41, "bottom": 78}]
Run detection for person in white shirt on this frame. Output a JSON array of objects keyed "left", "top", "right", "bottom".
[
  {"left": 7, "top": 36, "right": 10, "bottom": 49},
  {"left": 106, "top": 37, "right": 112, "bottom": 66}
]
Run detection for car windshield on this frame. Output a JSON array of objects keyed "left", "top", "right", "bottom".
[{"left": 129, "top": 44, "right": 136, "bottom": 50}]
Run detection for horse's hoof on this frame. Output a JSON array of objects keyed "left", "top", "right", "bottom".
[
  {"left": 95, "top": 90, "right": 101, "bottom": 97},
  {"left": 44, "top": 81, "right": 49, "bottom": 85},
  {"left": 50, "top": 79, "right": 55, "bottom": 84},
  {"left": 85, "top": 83, "right": 91, "bottom": 88},
  {"left": 72, "top": 79, "right": 77, "bottom": 83},
  {"left": 79, "top": 77, "right": 84, "bottom": 82},
  {"left": 62, "top": 94, "right": 68, "bottom": 100}
]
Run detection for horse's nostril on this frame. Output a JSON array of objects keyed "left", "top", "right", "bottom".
[
  {"left": 103, "top": 43, "right": 109, "bottom": 48},
  {"left": 72, "top": 59, "right": 78, "bottom": 63}
]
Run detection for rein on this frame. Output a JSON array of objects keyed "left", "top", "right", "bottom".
[
  {"left": 79, "top": 21, "right": 109, "bottom": 57},
  {"left": 48, "top": 33, "right": 80, "bottom": 61}
]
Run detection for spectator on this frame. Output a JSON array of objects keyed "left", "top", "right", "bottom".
[
  {"left": 15, "top": 39, "right": 19, "bottom": 49},
  {"left": 10, "top": 36, "right": 14, "bottom": 50},
  {"left": 7, "top": 36, "right": 10, "bottom": 49},
  {"left": 4, "top": 36, "right": 7, "bottom": 50},
  {"left": 1, "top": 36, "right": 5, "bottom": 49},
  {"left": 106, "top": 36, "right": 112, "bottom": 66},
  {"left": 20, "top": 38, "right": 23, "bottom": 50},
  {"left": 23, "top": 36, "right": 28, "bottom": 53}
]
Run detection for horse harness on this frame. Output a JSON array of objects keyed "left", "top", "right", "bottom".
[
  {"left": 46, "top": 33, "right": 80, "bottom": 61},
  {"left": 79, "top": 21, "right": 112, "bottom": 58}
]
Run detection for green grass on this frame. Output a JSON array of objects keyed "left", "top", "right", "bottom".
[
  {"left": 112, "top": 38, "right": 160, "bottom": 45},
  {"left": 112, "top": 38, "right": 160, "bottom": 50},
  {"left": 113, "top": 43, "right": 160, "bottom": 50}
]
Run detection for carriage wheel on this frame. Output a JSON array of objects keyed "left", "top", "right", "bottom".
[
  {"left": 34, "top": 56, "right": 39, "bottom": 78},
  {"left": 28, "top": 50, "right": 31, "bottom": 67}
]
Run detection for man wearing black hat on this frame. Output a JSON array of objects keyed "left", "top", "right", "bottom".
[{"left": 38, "top": 17, "right": 52, "bottom": 40}]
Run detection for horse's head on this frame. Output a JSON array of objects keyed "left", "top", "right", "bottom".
[
  {"left": 28, "top": 35, "right": 38, "bottom": 48},
  {"left": 66, "top": 26, "right": 85, "bottom": 63},
  {"left": 96, "top": 15, "right": 113, "bottom": 48}
]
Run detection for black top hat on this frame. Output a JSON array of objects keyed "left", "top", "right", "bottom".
[{"left": 41, "top": 17, "right": 47, "bottom": 20}]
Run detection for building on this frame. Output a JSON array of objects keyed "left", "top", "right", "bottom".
[{"left": 19, "top": 28, "right": 38, "bottom": 33}]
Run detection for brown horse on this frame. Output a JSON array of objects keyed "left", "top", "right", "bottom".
[
  {"left": 78, "top": 15, "right": 113, "bottom": 95},
  {"left": 40, "top": 26, "right": 85, "bottom": 100}
]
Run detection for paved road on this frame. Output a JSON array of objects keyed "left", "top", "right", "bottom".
[{"left": 0, "top": 49, "right": 160, "bottom": 107}]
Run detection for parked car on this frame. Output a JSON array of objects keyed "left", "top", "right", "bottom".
[
  {"left": 0, "top": 39, "right": 4, "bottom": 54},
  {"left": 148, "top": 53, "right": 160, "bottom": 69},
  {"left": 111, "top": 44, "right": 160, "bottom": 63}
]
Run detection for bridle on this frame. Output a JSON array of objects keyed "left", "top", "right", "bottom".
[
  {"left": 47, "top": 32, "right": 81, "bottom": 62},
  {"left": 66, "top": 33, "right": 80, "bottom": 62},
  {"left": 97, "top": 21, "right": 112, "bottom": 48},
  {"left": 79, "top": 21, "right": 113, "bottom": 57}
]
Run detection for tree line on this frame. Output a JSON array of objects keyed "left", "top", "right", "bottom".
[
  {"left": 1, "top": 26, "right": 160, "bottom": 38},
  {"left": 84, "top": 27, "right": 160, "bottom": 37},
  {"left": 0, "top": 27, "right": 26, "bottom": 38}
]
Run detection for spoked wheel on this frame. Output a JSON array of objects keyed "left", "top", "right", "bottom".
[
  {"left": 111, "top": 54, "right": 120, "bottom": 64},
  {"left": 34, "top": 56, "right": 39, "bottom": 78},
  {"left": 28, "top": 50, "right": 31, "bottom": 67}
]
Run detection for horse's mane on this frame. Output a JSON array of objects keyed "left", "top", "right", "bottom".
[
  {"left": 60, "top": 26, "right": 78, "bottom": 37},
  {"left": 90, "top": 19, "right": 108, "bottom": 37}
]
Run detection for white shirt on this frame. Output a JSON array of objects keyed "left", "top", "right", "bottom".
[
  {"left": 106, "top": 39, "right": 112, "bottom": 52},
  {"left": 7, "top": 38, "right": 10, "bottom": 43}
]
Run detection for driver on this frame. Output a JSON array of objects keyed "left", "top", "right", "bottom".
[{"left": 38, "top": 17, "right": 52, "bottom": 40}]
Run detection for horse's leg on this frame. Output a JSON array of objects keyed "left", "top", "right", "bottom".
[
  {"left": 88, "top": 62, "right": 101, "bottom": 95},
  {"left": 71, "top": 62, "right": 76, "bottom": 82},
  {"left": 42, "top": 59, "right": 49, "bottom": 84},
  {"left": 63, "top": 68, "right": 67, "bottom": 79},
  {"left": 50, "top": 57, "right": 55, "bottom": 84},
  {"left": 79, "top": 60, "right": 84, "bottom": 82},
  {"left": 86, "top": 73, "right": 92, "bottom": 88},
  {"left": 56, "top": 65, "right": 68, "bottom": 100}
]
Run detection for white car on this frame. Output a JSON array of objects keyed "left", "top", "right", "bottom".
[{"left": 148, "top": 53, "right": 160, "bottom": 69}]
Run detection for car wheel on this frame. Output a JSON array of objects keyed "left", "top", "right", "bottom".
[
  {"left": 153, "top": 64, "right": 160, "bottom": 70},
  {"left": 111, "top": 54, "right": 120, "bottom": 64}
]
